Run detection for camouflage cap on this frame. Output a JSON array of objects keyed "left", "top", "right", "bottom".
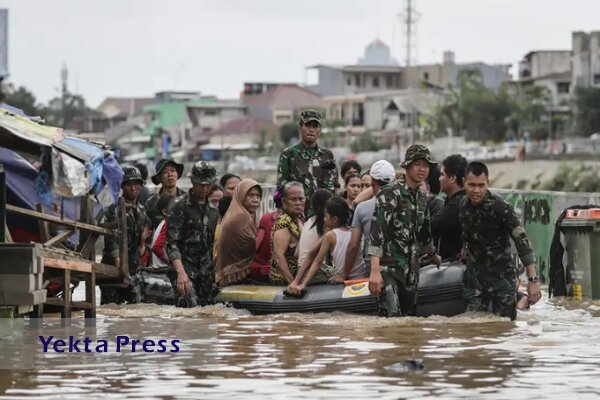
[
  {"left": 121, "top": 166, "right": 144, "bottom": 185},
  {"left": 400, "top": 144, "right": 437, "bottom": 168},
  {"left": 299, "top": 109, "right": 322, "bottom": 125},
  {"left": 189, "top": 161, "right": 217, "bottom": 184}
]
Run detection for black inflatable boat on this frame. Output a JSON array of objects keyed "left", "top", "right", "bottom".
[{"left": 214, "top": 262, "right": 466, "bottom": 316}]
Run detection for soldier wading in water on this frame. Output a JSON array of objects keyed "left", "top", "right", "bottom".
[
  {"left": 459, "top": 161, "right": 541, "bottom": 320},
  {"left": 368, "top": 145, "right": 441, "bottom": 317},
  {"left": 166, "top": 161, "right": 219, "bottom": 307}
]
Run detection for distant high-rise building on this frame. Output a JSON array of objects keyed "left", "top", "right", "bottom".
[{"left": 0, "top": 9, "right": 8, "bottom": 79}]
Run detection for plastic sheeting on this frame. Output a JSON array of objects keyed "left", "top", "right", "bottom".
[{"left": 51, "top": 148, "right": 89, "bottom": 197}]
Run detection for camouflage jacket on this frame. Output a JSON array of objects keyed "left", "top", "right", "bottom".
[
  {"left": 368, "top": 175, "right": 435, "bottom": 269},
  {"left": 145, "top": 186, "right": 186, "bottom": 230},
  {"left": 100, "top": 197, "right": 148, "bottom": 273},
  {"left": 459, "top": 191, "right": 536, "bottom": 274},
  {"left": 166, "top": 189, "right": 218, "bottom": 272},
  {"left": 276, "top": 142, "right": 338, "bottom": 201}
]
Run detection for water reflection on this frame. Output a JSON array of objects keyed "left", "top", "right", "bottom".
[{"left": 0, "top": 298, "right": 598, "bottom": 399}]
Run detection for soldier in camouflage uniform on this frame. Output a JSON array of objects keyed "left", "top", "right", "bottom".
[
  {"left": 99, "top": 166, "right": 151, "bottom": 304},
  {"left": 276, "top": 109, "right": 338, "bottom": 213},
  {"left": 146, "top": 158, "right": 186, "bottom": 230},
  {"left": 368, "top": 145, "right": 441, "bottom": 317},
  {"left": 459, "top": 161, "right": 541, "bottom": 320},
  {"left": 166, "top": 161, "right": 219, "bottom": 307}
]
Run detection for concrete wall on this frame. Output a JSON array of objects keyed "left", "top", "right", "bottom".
[
  {"left": 451, "top": 63, "right": 511, "bottom": 91},
  {"left": 530, "top": 51, "right": 571, "bottom": 78},
  {"left": 496, "top": 189, "right": 600, "bottom": 282},
  {"left": 310, "top": 66, "right": 345, "bottom": 97}
]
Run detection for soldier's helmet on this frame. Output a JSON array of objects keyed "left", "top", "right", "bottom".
[
  {"left": 299, "top": 109, "right": 322, "bottom": 125},
  {"left": 400, "top": 144, "right": 437, "bottom": 168},
  {"left": 189, "top": 161, "right": 217, "bottom": 185},
  {"left": 121, "top": 166, "right": 145, "bottom": 185}
]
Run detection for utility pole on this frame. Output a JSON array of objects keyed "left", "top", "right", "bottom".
[
  {"left": 60, "top": 63, "right": 68, "bottom": 127},
  {"left": 399, "top": 0, "right": 419, "bottom": 68}
]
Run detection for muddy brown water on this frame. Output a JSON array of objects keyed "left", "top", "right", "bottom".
[{"left": 0, "top": 295, "right": 599, "bottom": 399}]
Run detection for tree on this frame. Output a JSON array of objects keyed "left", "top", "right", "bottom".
[
  {"left": 350, "top": 132, "right": 381, "bottom": 152},
  {"left": 4, "top": 86, "right": 46, "bottom": 117},
  {"left": 45, "top": 91, "right": 98, "bottom": 128},
  {"left": 507, "top": 85, "right": 551, "bottom": 139},
  {"left": 279, "top": 122, "right": 298, "bottom": 146},
  {"left": 573, "top": 87, "right": 600, "bottom": 136}
]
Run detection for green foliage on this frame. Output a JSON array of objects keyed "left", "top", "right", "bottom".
[
  {"left": 541, "top": 163, "right": 600, "bottom": 193},
  {"left": 279, "top": 122, "right": 298, "bottom": 146},
  {"left": 45, "top": 92, "right": 98, "bottom": 128},
  {"left": 4, "top": 86, "right": 46, "bottom": 118},
  {"left": 574, "top": 87, "right": 600, "bottom": 136},
  {"left": 350, "top": 132, "right": 381, "bottom": 152},
  {"left": 427, "top": 70, "right": 555, "bottom": 142}
]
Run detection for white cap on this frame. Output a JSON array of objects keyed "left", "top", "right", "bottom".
[{"left": 369, "top": 160, "right": 395, "bottom": 183}]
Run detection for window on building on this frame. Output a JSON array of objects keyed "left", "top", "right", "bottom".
[
  {"left": 594, "top": 74, "right": 600, "bottom": 85},
  {"left": 557, "top": 82, "right": 570, "bottom": 93},
  {"left": 355, "top": 74, "right": 361, "bottom": 87},
  {"left": 373, "top": 76, "right": 380, "bottom": 88},
  {"left": 204, "top": 110, "right": 217, "bottom": 116},
  {"left": 386, "top": 74, "right": 393, "bottom": 88},
  {"left": 347, "top": 78, "right": 352, "bottom": 86}
]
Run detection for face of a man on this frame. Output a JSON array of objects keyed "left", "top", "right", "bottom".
[
  {"left": 439, "top": 166, "right": 455, "bottom": 195},
  {"left": 465, "top": 172, "right": 489, "bottom": 205},
  {"left": 299, "top": 121, "right": 321, "bottom": 146},
  {"left": 192, "top": 182, "right": 211, "bottom": 203},
  {"left": 160, "top": 164, "right": 178, "bottom": 189},
  {"left": 122, "top": 181, "right": 142, "bottom": 201},
  {"left": 405, "top": 159, "right": 430, "bottom": 186}
]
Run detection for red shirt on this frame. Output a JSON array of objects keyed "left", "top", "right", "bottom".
[{"left": 250, "top": 211, "right": 281, "bottom": 281}]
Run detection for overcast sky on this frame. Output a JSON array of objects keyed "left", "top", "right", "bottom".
[{"left": 4, "top": 0, "right": 600, "bottom": 107}]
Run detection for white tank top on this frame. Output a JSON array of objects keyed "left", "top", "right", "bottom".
[{"left": 332, "top": 228, "right": 366, "bottom": 279}]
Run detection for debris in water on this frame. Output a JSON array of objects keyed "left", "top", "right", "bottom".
[{"left": 385, "top": 358, "right": 425, "bottom": 373}]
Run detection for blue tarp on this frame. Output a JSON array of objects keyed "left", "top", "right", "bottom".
[{"left": 0, "top": 146, "right": 100, "bottom": 242}]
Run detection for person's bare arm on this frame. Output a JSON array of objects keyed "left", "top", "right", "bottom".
[
  {"left": 292, "top": 235, "right": 326, "bottom": 284},
  {"left": 343, "top": 227, "right": 362, "bottom": 280},
  {"left": 273, "top": 228, "right": 294, "bottom": 284},
  {"left": 352, "top": 187, "right": 374, "bottom": 207},
  {"left": 289, "top": 232, "right": 335, "bottom": 293},
  {"left": 368, "top": 256, "right": 383, "bottom": 296}
]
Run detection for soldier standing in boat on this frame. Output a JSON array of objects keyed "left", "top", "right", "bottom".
[
  {"left": 459, "top": 161, "right": 541, "bottom": 320},
  {"left": 276, "top": 109, "right": 338, "bottom": 213},
  {"left": 166, "top": 161, "right": 219, "bottom": 307},
  {"left": 368, "top": 145, "right": 442, "bottom": 317}
]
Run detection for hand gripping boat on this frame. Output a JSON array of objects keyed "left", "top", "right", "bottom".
[{"left": 214, "top": 262, "right": 467, "bottom": 316}]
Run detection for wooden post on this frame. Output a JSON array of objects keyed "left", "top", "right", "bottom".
[
  {"left": 61, "top": 269, "right": 72, "bottom": 325},
  {"left": 0, "top": 164, "right": 5, "bottom": 243},
  {"left": 118, "top": 197, "right": 129, "bottom": 283},
  {"left": 36, "top": 204, "right": 51, "bottom": 243},
  {"left": 85, "top": 271, "right": 96, "bottom": 326}
]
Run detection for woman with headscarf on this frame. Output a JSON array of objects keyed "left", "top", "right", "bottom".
[{"left": 215, "top": 179, "right": 263, "bottom": 287}]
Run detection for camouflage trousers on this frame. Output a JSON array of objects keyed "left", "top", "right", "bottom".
[
  {"left": 463, "top": 267, "right": 517, "bottom": 321},
  {"left": 168, "top": 266, "right": 214, "bottom": 308},
  {"left": 100, "top": 272, "right": 143, "bottom": 305},
  {"left": 378, "top": 266, "right": 419, "bottom": 317}
]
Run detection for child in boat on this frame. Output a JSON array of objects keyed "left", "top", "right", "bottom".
[{"left": 288, "top": 197, "right": 366, "bottom": 294}]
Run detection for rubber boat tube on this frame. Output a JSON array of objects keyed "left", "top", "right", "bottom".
[{"left": 214, "top": 262, "right": 466, "bottom": 316}]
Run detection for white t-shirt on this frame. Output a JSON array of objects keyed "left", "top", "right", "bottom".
[
  {"left": 151, "top": 220, "right": 168, "bottom": 268},
  {"left": 298, "top": 216, "right": 321, "bottom": 268}
]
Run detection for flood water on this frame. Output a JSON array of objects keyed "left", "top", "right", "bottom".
[{"left": 1, "top": 295, "right": 600, "bottom": 399}]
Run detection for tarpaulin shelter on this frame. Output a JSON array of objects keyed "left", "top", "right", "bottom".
[{"left": 0, "top": 108, "right": 123, "bottom": 208}]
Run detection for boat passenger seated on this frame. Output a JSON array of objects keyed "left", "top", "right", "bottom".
[
  {"left": 215, "top": 179, "right": 262, "bottom": 287},
  {"left": 288, "top": 197, "right": 366, "bottom": 295}
]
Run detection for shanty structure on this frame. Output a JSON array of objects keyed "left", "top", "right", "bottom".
[{"left": 0, "top": 107, "right": 127, "bottom": 324}]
